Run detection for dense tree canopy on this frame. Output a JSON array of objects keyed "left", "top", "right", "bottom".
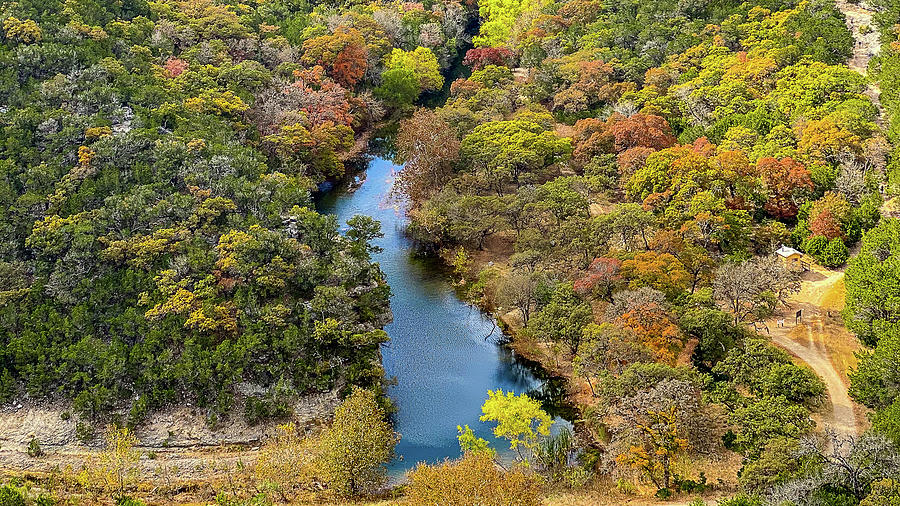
[{"left": 0, "top": 0, "right": 481, "bottom": 425}]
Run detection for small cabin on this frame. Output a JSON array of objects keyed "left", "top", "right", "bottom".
[{"left": 776, "top": 245, "right": 803, "bottom": 268}]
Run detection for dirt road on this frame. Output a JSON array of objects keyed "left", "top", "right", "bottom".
[
  {"left": 765, "top": 264, "right": 861, "bottom": 435},
  {"left": 754, "top": 0, "right": 888, "bottom": 438},
  {"left": 770, "top": 318, "right": 858, "bottom": 435}
]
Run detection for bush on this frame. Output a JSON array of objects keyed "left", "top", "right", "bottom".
[
  {"left": 33, "top": 495, "right": 55, "bottom": 506},
  {"left": 818, "top": 237, "right": 849, "bottom": 267},
  {"left": 76, "top": 422, "right": 95, "bottom": 443},
  {"left": 871, "top": 399, "right": 900, "bottom": 446},
  {"left": 717, "top": 494, "right": 763, "bottom": 506},
  {"left": 655, "top": 487, "right": 673, "bottom": 499},
  {"left": 676, "top": 472, "right": 708, "bottom": 493},
  {"left": 27, "top": 438, "right": 42, "bottom": 457},
  {"left": 115, "top": 497, "right": 146, "bottom": 506},
  {"left": 405, "top": 453, "right": 542, "bottom": 506},
  {"left": 244, "top": 395, "right": 292, "bottom": 426},
  {"left": 803, "top": 234, "right": 828, "bottom": 258},
  {"left": 0, "top": 485, "right": 25, "bottom": 506}
]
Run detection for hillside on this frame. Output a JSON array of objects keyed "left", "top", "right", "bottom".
[{"left": 4, "top": 0, "right": 900, "bottom": 504}]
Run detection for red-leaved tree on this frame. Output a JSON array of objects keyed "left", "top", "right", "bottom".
[
  {"left": 757, "top": 157, "right": 813, "bottom": 220},
  {"left": 607, "top": 113, "right": 677, "bottom": 153},
  {"left": 463, "top": 47, "right": 515, "bottom": 70},
  {"left": 574, "top": 257, "right": 623, "bottom": 301}
]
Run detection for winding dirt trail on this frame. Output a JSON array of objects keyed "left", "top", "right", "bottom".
[
  {"left": 770, "top": 318, "right": 858, "bottom": 435},
  {"left": 765, "top": 264, "right": 861, "bottom": 436},
  {"left": 751, "top": 0, "right": 888, "bottom": 438}
]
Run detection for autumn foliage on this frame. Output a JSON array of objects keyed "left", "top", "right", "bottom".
[
  {"left": 463, "top": 47, "right": 515, "bottom": 70},
  {"left": 756, "top": 157, "right": 813, "bottom": 219},
  {"left": 617, "top": 302, "right": 683, "bottom": 364},
  {"left": 574, "top": 257, "right": 622, "bottom": 299},
  {"left": 607, "top": 113, "right": 678, "bottom": 153}
]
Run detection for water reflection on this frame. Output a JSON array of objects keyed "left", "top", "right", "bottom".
[{"left": 316, "top": 153, "right": 572, "bottom": 476}]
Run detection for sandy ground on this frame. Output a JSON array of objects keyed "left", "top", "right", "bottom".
[{"left": 762, "top": 259, "right": 863, "bottom": 436}]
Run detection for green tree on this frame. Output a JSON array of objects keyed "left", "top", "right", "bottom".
[
  {"left": 535, "top": 176, "right": 589, "bottom": 224},
  {"left": 729, "top": 396, "right": 815, "bottom": 456},
  {"left": 529, "top": 284, "right": 594, "bottom": 353},
  {"left": 474, "top": 0, "right": 545, "bottom": 47},
  {"left": 850, "top": 328, "right": 900, "bottom": 411},
  {"left": 461, "top": 119, "right": 572, "bottom": 196},
  {"left": 384, "top": 47, "right": 443, "bottom": 94},
  {"left": 375, "top": 67, "right": 420, "bottom": 106},
  {"left": 819, "top": 237, "right": 849, "bottom": 268},
  {"left": 872, "top": 399, "right": 900, "bottom": 447},
  {"left": 843, "top": 219, "right": 900, "bottom": 346}
]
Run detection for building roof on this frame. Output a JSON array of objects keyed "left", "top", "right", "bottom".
[{"left": 775, "top": 245, "right": 802, "bottom": 258}]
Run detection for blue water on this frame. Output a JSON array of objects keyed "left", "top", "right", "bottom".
[{"left": 317, "top": 156, "right": 565, "bottom": 475}]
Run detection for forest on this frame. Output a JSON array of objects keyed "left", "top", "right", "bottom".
[{"left": 2, "top": 0, "right": 900, "bottom": 503}]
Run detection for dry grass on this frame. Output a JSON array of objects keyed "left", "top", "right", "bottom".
[
  {"left": 881, "top": 196, "right": 900, "bottom": 217},
  {"left": 817, "top": 274, "right": 847, "bottom": 312},
  {"left": 776, "top": 266, "right": 860, "bottom": 385}
]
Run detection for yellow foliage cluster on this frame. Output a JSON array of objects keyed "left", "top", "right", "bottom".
[
  {"left": 193, "top": 196, "right": 237, "bottom": 224},
  {"left": 85, "top": 126, "right": 113, "bottom": 140},
  {"left": 143, "top": 268, "right": 239, "bottom": 335},
  {"left": 255, "top": 423, "right": 322, "bottom": 501},
  {"left": 27, "top": 211, "right": 96, "bottom": 255},
  {"left": 70, "top": 21, "right": 108, "bottom": 40},
  {"left": 144, "top": 286, "right": 198, "bottom": 320},
  {"left": 76, "top": 426, "right": 140, "bottom": 500},
  {"left": 264, "top": 123, "right": 315, "bottom": 154},
  {"left": 187, "top": 138, "right": 207, "bottom": 152},
  {"left": 3, "top": 16, "right": 42, "bottom": 43},
  {"left": 149, "top": 0, "right": 250, "bottom": 40},
  {"left": 185, "top": 302, "right": 238, "bottom": 334},
  {"left": 615, "top": 406, "right": 688, "bottom": 489},
  {"left": 43, "top": 147, "right": 100, "bottom": 209},
  {"left": 78, "top": 146, "right": 96, "bottom": 167},
  {"left": 101, "top": 227, "right": 190, "bottom": 268},
  {"left": 405, "top": 452, "right": 543, "bottom": 506},
  {"left": 184, "top": 89, "right": 249, "bottom": 116}
]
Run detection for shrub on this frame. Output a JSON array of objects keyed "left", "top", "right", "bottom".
[
  {"left": 818, "top": 237, "right": 848, "bottom": 268},
  {"left": 405, "top": 453, "right": 541, "bottom": 506},
  {"left": 803, "top": 234, "right": 828, "bottom": 258},
  {"left": 0, "top": 486, "right": 25, "bottom": 506},
  {"left": 871, "top": 399, "right": 900, "bottom": 446},
  {"left": 717, "top": 494, "right": 763, "bottom": 506},
  {"left": 33, "top": 495, "right": 55, "bottom": 506},
  {"left": 76, "top": 422, "right": 95, "bottom": 443},
  {"left": 26, "top": 438, "right": 42, "bottom": 457},
  {"left": 115, "top": 497, "right": 146, "bottom": 506}
]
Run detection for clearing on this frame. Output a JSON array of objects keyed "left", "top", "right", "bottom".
[{"left": 762, "top": 259, "right": 863, "bottom": 435}]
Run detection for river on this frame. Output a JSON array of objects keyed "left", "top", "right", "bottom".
[{"left": 317, "top": 153, "right": 570, "bottom": 476}]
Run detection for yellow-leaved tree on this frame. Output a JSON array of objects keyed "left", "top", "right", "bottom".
[
  {"left": 316, "top": 387, "right": 398, "bottom": 497},
  {"left": 78, "top": 425, "right": 140, "bottom": 501}
]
